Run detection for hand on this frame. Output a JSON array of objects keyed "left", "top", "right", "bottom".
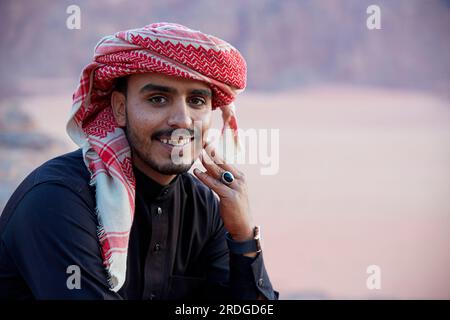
[{"left": 193, "top": 145, "right": 254, "bottom": 242}]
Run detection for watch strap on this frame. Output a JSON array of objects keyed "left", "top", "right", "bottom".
[{"left": 225, "top": 226, "right": 262, "bottom": 255}]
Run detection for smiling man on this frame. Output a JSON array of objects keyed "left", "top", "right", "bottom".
[
  {"left": 114, "top": 74, "right": 212, "bottom": 184},
  {"left": 0, "top": 23, "right": 278, "bottom": 300}
]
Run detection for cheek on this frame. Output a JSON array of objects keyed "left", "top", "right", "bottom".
[
  {"left": 195, "top": 111, "right": 212, "bottom": 137},
  {"left": 127, "top": 103, "right": 160, "bottom": 135},
  {"left": 189, "top": 112, "right": 210, "bottom": 150}
]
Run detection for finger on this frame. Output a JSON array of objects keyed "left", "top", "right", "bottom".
[
  {"left": 203, "top": 145, "right": 244, "bottom": 179},
  {"left": 193, "top": 168, "right": 230, "bottom": 197},
  {"left": 202, "top": 152, "right": 243, "bottom": 192},
  {"left": 200, "top": 149, "right": 223, "bottom": 179},
  {"left": 201, "top": 150, "right": 242, "bottom": 191}
]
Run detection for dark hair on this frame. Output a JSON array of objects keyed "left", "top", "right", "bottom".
[{"left": 114, "top": 76, "right": 128, "bottom": 97}]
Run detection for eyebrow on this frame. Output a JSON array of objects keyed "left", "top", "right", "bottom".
[
  {"left": 190, "top": 89, "right": 212, "bottom": 98},
  {"left": 139, "top": 83, "right": 176, "bottom": 94},
  {"left": 139, "top": 83, "right": 212, "bottom": 98}
]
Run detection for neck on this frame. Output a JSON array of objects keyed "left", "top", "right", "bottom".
[{"left": 132, "top": 156, "right": 176, "bottom": 186}]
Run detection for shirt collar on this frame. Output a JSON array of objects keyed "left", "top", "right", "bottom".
[{"left": 133, "top": 165, "right": 180, "bottom": 200}]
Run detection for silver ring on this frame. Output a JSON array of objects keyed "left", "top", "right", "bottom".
[{"left": 220, "top": 171, "right": 235, "bottom": 185}]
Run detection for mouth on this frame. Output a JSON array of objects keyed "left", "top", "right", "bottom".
[{"left": 156, "top": 135, "right": 194, "bottom": 148}]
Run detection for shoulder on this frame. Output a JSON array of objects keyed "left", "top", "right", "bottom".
[
  {"left": 33, "top": 148, "right": 91, "bottom": 193},
  {"left": 15, "top": 148, "right": 95, "bottom": 224},
  {"left": 1, "top": 181, "right": 100, "bottom": 262},
  {"left": 1, "top": 149, "right": 97, "bottom": 242},
  {"left": 3, "top": 148, "right": 94, "bottom": 216}
]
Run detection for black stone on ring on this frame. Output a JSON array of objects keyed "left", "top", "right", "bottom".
[{"left": 220, "top": 171, "right": 234, "bottom": 185}]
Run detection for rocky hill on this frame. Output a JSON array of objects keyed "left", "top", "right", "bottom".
[{"left": 0, "top": 0, "right": 449, "bottom": 98}]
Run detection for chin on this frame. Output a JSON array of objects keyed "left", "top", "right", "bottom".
[
  {"left": 158, "top": 164, "right": 192, "bottom": 175},
  {"left": 146, "top": 157, "right": 194, "bottom": 175}
]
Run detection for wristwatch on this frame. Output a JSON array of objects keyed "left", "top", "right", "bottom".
[{"left": 225, "top": 226, "right": 262, "bottom": 255}]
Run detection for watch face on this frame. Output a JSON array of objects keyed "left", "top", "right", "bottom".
[
  {"left": 254, "top": 226, "right": 261, "bottom": 240},
  {"left": 254, "top": 226, "right": 262, "bottom": 252}
]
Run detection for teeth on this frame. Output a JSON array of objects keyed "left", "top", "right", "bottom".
[{"left": 159, "top": 138, "right": 191, "bottom": 146}]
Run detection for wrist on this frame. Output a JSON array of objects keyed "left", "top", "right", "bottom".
[
  {"left": 242, "top": 251, "right": 258, "bottom": 258},
  {"left": 230, "top": 228, "right": 254, "bottom": 242},
  {"left": 226, "top": 226, "right": 262, "bottom": 255}
]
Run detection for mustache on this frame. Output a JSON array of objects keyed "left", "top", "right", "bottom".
[{"left": 152, "top": 128, "right": 195, "bottom": 140}]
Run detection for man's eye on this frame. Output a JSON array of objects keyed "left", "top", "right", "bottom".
[
  {"left": 189, "top": 97, "right": 206, "bottom": 106},
  {"left": 148, "top": 96, "right": 168, "bottom": 104}
]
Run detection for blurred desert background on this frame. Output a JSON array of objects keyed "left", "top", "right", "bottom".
[{"left": 0, "top": 0, "right": 449, "bottom": 299}]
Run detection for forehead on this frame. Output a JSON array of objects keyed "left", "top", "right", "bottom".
[{"left": 127, "top": 72, "right": 211, "bottom": 92}]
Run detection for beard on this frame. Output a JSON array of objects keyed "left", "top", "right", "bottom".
[{"left": 125, "top": 118, "right": 195, "bottom": 176}]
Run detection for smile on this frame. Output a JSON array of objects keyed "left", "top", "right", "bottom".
[{"left": 157, "top": 136, "right": 193, "bottom": 147}]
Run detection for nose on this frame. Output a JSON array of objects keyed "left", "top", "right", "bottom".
[{"left": 167, "top": 99, "right": 193, "bottom": 129}]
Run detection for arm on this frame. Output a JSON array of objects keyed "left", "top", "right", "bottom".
[
  {"left": 1, "top": 182, "right": 121, "bottom": 299},
  {"left": 200, "top": 189, "right": 278, "bottom": 300}
]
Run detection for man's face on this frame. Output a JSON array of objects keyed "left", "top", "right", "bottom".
[{"left": 112, "top": 73, "right": 212, "bottom": 175}]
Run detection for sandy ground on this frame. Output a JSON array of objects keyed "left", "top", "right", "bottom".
[{"left": 2, "top": 84, "right": 450, "bottom": 299}]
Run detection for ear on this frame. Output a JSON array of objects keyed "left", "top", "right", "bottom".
[{"left": 111, "top": 91, "right": 127, "bottom": 127}]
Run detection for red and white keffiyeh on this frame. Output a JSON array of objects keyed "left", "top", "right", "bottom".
[{"left": 66, "top": 22, "right": 247, "bottom": 291}]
